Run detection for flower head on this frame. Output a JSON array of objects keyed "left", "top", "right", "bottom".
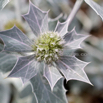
[
  {"left": 0, "top": 2, "right": 91, "bottom": 90},
  {"left": 32, "top": 31, "right": 64, "bottom": 64}
]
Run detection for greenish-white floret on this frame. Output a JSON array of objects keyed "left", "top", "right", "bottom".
[{"left": 32, "top": 31, "right": 64, "bottom": 64}]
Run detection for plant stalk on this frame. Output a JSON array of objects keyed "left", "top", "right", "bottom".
[
  {"left": 14, "top": 0, "right": 22, "bottom": 22},
  {"left": 67, "top": 0, "right": 84, "bottom": 27}
]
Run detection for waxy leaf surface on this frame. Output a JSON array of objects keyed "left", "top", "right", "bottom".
[
  {"left": 23, "top": 2, "right": 48, "bottom": 36},
  {"left": 30, "top": 74, "right": 67, "bottom": 103},
  {"left": 56, "top": 56, "right": 91, "bottom": 85},
  {"left": 19, "top": 84, "right": 32, "bottom": 98},
  {"left": 0, "top": 52, "right": 17, "bottom": 73},
  {"left": 0, "top": 43, "right": 3, "bottom": 51},
  {"left": 64, "top": 28, "right": 89, "bottom": 49},
  {"left": 44, "top": 64, "right": 62, "bottom": 90},
  {"left": 8, "top": 55, "right": 38, "bottom": 83},
  {"left": 0, "top": 0, "right": 9, "bottom": 10},
  {"left": 85, "top": 0, "right": 103, "bottom": 20},
  {"left": 0, "top": 26, "right": 32, "bottom": 52}
]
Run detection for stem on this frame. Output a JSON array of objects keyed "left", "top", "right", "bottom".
[
  {"left": 67, "top": 0, "right": 83, "bottom": 27},
  {"left": 14, "top": 0, "right": 22, "bottom": 22}
]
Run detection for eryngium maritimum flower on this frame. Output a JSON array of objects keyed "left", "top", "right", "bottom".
[
  {"left": 0, "top": 2, "right": 91, "bottom": 90},
  {"left": 32, "top": 31, "right": 64, "bottom": 64}
]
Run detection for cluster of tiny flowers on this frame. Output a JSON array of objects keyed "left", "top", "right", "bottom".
[{"left": 32, "top": 31, "right": 64, "bottom": 64}]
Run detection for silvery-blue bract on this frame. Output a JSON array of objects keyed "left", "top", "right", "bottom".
[{"left": 0, "top": 2, "right": 91, "bottom": 89}]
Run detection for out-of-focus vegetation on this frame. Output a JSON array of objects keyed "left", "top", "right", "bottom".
[
  {"left": 4, "top": 20, "right": 25, "bottom": 33},
  {"left": 0, "top": 0, "right": 103, "bottom": 103}
]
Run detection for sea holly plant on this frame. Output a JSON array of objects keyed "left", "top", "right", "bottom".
[
  {"left": 0, "top": 1, "right": 91, "bottom": 86},
  {"left": 0, "top": 0, "right": 103, "bottom": 103}
]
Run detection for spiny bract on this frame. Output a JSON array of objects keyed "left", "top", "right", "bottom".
[{"left": 0, "top": 2, "right": 91, "bottom": 91}]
